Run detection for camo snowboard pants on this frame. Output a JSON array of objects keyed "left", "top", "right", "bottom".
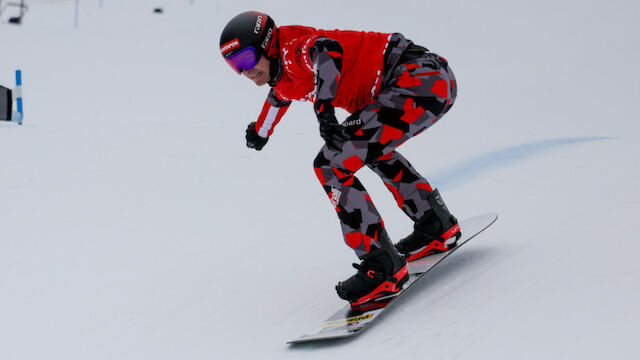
[{"left": 313, "top": 51, "right": 457, "bottom": 259}]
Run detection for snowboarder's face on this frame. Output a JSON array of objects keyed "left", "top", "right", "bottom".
[{"left": 242, "top": 56, "right": 270, "bottom": 86}]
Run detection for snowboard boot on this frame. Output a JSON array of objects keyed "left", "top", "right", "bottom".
[
  {"left": 396, "top": 189, "right": 462, "bottom": 262},
  {"left": 335, "top": 230, "right": 409, "bottom": 309}
]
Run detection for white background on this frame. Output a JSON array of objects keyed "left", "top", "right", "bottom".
[{"left": 1, "top": 0, "right": 639, "bottom": 359}]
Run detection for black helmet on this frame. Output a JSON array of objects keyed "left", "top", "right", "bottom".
[{"left": 220, "top": 11, "right": 277, "bottom": 73}]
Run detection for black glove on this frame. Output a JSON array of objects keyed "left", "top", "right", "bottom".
[
  {"left": 318, "top": 112, "right": 349, "bottom": 152},
  {"left": 245, "top": 122, "right": 269, "bottom": 151}
]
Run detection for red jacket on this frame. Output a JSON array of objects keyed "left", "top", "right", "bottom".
[{"left": 255, "top": 26, "right": 391, "bottom": 137}]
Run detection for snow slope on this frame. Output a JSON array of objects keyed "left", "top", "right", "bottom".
[{"left": 1, "top": 1, "right": 639, "bottom": 359}]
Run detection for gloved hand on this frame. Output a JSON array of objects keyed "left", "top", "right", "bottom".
[
  {"left": 318, "top": 112, "right": 349, "bottom": 152},
  {"left": 245, "top": 122, "right": 269, "bottom": 151}
]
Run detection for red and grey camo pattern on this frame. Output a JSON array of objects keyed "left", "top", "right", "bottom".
[{"left": 314, "top": 50, "right": 457, "bottom": 258}]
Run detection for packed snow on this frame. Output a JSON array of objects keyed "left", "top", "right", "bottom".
[{"left": 1, "top": 0, "right": 639, "bottom": 359}]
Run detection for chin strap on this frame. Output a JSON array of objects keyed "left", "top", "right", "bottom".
[{"left": 268, "top": 56, "right": 283, "bottom": 86}]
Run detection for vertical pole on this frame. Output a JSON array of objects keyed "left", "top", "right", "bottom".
[
  {"left": 19, "top": 0, "right": 25, "bottom": 17},
  {"left": 15, "top": 70, "right": 23, "bottom": 125}
]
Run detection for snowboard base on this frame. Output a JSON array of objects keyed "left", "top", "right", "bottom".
[{"left": 288, "top": 213, "right": 498, "bottom": 344}]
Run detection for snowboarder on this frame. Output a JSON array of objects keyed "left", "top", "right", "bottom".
[{"left": 220, "top": 11, "right": 461, "bottom": 309}]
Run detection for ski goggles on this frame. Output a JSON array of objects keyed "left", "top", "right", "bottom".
[{"left": 225, "top": 46, "right": 260, "bottom": 74}]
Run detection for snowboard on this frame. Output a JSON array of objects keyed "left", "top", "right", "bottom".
[{"left": 287, "top": 213, "right": 498, "bottom": 344}]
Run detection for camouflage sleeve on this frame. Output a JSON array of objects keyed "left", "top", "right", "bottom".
[
  {"left": 255, "top": 88, "right": 291, "bottom": 138},
  {"left": 309, "top": 37, "right": 343, "bottom": 118},
  {"left": 266, "top": 88, "right": 292, "bottom": 108}
]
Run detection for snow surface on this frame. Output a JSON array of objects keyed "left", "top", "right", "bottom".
[{"left": 1, "top": 0, "right": 639, "bottom": 359}]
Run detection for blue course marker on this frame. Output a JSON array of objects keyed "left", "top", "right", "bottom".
[{"left": 15, "top": 69, "right": 23, "bottom": 125}]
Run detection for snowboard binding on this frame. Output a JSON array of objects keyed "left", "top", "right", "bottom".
[
  {"left": 336, "top": 231, "right": 409, "bottom": 310},
  {"left": 396, "top": 189, "right": 462, "bottom": 261}
]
